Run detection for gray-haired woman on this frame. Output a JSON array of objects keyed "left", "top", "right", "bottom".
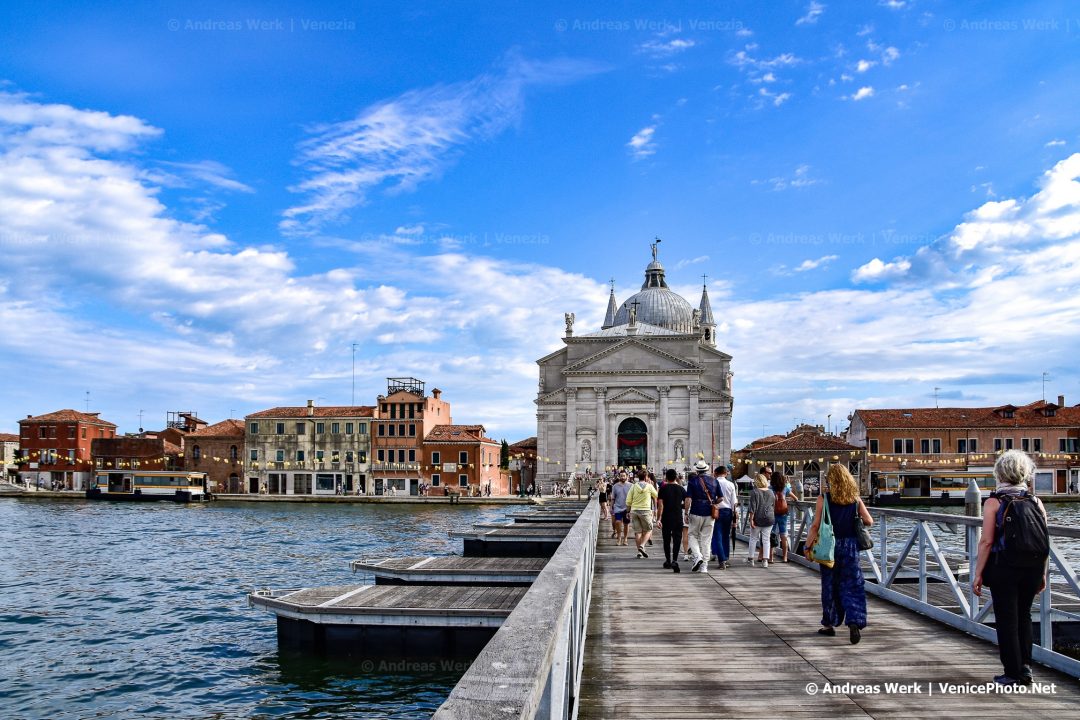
[{"left": 973, "top": 450, "right": 1050, "bottom": 686}]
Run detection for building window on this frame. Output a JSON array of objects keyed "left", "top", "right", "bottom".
[
  {"left": 920, "top": 439, "right": 930, "bottom": 454},
  {"left": 297, "top": 450, "right": 305, "bottom": 462},
  {"left": 332, "top": 450, "right": 340, "bottom": 464},
  {"left": 958, "top": 439, "right": 967, "bottom": 453},
  {"left": 229, "top": 445, "right": 238, "bottom": 461},
  {"left": 459, "top": 474, "right": 469, "bottom": 487},
  {"left": 276, "top": 422, "right": 285, "bottom": 435},
  {"left": 389, "top": 404, "right": 397, "bottom": 419},
  {"left": 378, "top": 424, "right": 385, "bottom": 436},
  {"left": 388, "top": 424, "right": 396, "bottom": 437},
  {"left": 397, "top": 449, "right": 405, "bottom": 463},
  {"left": 39, "top": 427, "right": 48, "bottom": 439},
  {"left": 359, "top": 423, "right": 368, "bottom": 435},
  {"left": 82, "top": 428, "right": 87, "bottom": 439},
  {"left": 68, "top": 426, "right": 76, "bottom": 439},
  {"left": 345, "top": 422, "right": 354, "bottom": 434},
  {"left": 408, "top": 449, "right": 415, "bottom": 462},
  {"left": 432, "top": 451, "right": 441, "bottom": 465},
  {"left": 398, "top": 424, "right": 406, "bottom": 436},
  {"left": 316, "top": 450, "right": 325, "bottom": 464},
  {"left": 331, "top": 422, "right": 340, "bottom": 434},
  {"left": 969, "top": 438, "right": 978, "bottom": 452},
  {"left": 431, "top": 474, "right": 441, "bottom": 486},
  {"left": 869, "top": 439, "right": 879, "bottom": 454},
  {"left": 893, "top": 439, "right": 903, "bottom": 454},
  {"left": 1005, "top": 438, "right": 1014, "bottom": 450},
  {"left": 249, "top": 422, "right": 259, "bottom": 434},
  {"left": 316, "top": 422, "right": 325, "bottom": 434},
  {"left": 1033, "top": 438, "right": 1042, "bottom": 452},
  {"left": 1022, "top": 438, "right": 1030, "bottom": 452},
  {"left": 408, "top": 424, "right": 416, "bottom": 437},
  {"left": 459, "top": 451, "right": 468, "bottom": 464},
  {"left": 275, "top": 449, "right": 285, "bottom": 462},
  {"left": 346, "top": 451, "right": 353, "bottom": 463},
  {"left": 932, "top": 439, "right": 941, "bottom": 454},
  {"left": 295, "top": 422, "right": 305, "bottom": 434},
  {"left": 994, "top": 438, "right": 1003, "bottom": 452},
  {"left": 192, "top": 445, "right": 201, "bottom": 460},
  {"left": 250, "top": 449, "right": 258, "bottom": 462},
  {"left": 358, "top": 451, "right": 367, "bottom": 463},
  {"left": 377, "top": 449, "right": 385, "bottom": 462}
]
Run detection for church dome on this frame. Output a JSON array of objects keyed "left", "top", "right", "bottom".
[{"left": 611, "top": 251, "right": 695, "bottom": 333}]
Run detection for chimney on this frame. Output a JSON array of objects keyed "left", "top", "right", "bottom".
[
  {"left": 1058, "top": 395, "right": 1065, "bottom": 407},
  {"left": 307, "top": 399, "right": 314, "bottom": 417},
  {"left": 432, "top": 388, "right": 442, "bottom": 400}
]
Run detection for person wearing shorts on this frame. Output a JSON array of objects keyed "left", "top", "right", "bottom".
[
  {"left": 627, "top": 470, "right": 658, "bottom": 558},
  {"left": 609, "top": 472, "right": 631, "bottom": 546}
]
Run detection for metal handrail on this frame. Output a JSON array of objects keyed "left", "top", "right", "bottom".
[
  {"left": 434, "top": 501, "right": 598, "bottom": 720},
  {"left": 736, "top": 496, "right": 1080, "bottom": 678}
]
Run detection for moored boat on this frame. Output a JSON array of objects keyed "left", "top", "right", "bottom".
[{"left": 86, "top": 470, "right": 210, "bottom": 502}]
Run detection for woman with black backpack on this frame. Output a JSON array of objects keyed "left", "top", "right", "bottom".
[{"left": 973, "top": 449, "right": 1051, "bottom": 686}]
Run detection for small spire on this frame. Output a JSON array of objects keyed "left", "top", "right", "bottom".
[
  {"left": 698, "top": 285, "right": 715, "bottom": 326},
  {"left": 602, "top": 284, "right": 619, "bottom": 329}
]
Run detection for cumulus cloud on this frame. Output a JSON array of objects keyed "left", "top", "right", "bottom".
[
  {"left": 1046, "top": 139, "right": 1066, "bottom": 147},
  {"left": 638, "top": 37, "right": 696, "bottom": 57},
  {"left": 627, "top": 125, "right": 658, "bottom": 159},
  {"left": 849, "top": 86, "right": 875, "bottom": 101},
  {"left": 753, "top": 164, "right": 820, "bottom": 190}
]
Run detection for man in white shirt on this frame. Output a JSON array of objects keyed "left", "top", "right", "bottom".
[{"left": 711, "top": 466, "right": 738, "bottom": 569}]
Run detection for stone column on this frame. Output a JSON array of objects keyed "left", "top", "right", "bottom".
[
  {"left": 595, "top": 387, "right": 607, "bottom": 473},
  {"left": 609, "top": 411, "right": 620, "bottom": 470},
  {"left": 565, "top": 387, "right": 577, "bottom": 478},
  {"left": 688, "top": 385, "right": 701, "bottom": 463},
  {"left": 648, "top": 412, "right": 658, "bottom": 473},
  {"left": 658, "top": 386, "right": 670, "bottom": 470}
]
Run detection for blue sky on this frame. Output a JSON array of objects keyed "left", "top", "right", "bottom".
[{"left": 1, "top": 0, "right": 1079, "bottom": 449}]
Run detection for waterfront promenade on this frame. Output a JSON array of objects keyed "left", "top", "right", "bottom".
[{"left": 578, "top": 531, "right": 1080, "bottom": 718}]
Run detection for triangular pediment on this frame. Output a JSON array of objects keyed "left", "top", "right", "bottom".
[
  {"left": 563, "top": 339, "right": 701, "bottom": 375},
  {"left": 608, "top": 387, "right": 658, "bottom": 403}
]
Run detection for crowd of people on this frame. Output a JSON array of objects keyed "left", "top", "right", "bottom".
[{"left": 590, "top": 450, "right": 1050, "bottom": 686}]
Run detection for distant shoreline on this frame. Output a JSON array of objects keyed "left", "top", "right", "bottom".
[{"left": 0, "top": 490, "right": 553, "bottom": 505}]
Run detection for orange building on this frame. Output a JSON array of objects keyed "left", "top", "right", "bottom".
[
  {"left": 424, "top": 424, "right": 505, "bottom": 496},
  {"left": 370, "top": 378, "right": 451, "bottom": 495},
  {"left": 18, "top": 409, "right": 117, "bottom": 490},
  {"left": 732, "top": 424, "right": 864, "bottom": 497},
  {"left": 848, "top": 397, "right": 1080, "bottom": 498}
]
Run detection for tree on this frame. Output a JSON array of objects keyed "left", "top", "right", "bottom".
[{"left": 500, "top": 439, "right": 510, "bottom": 469}]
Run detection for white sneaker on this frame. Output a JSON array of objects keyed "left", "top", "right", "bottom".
[{"left": 762, "top": 560, "right": 769, "bottom": 569}]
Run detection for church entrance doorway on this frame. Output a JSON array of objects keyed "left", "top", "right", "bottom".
[{"left": 617, "top": 417, "right": 648, "bottom": 470}]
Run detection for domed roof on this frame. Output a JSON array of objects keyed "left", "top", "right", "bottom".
[
  {"left": 612, "top": 288, "right": 695, "bottom": 333},
  {"left": 611, "top": 252, "right": 695, "bottom": 333}
]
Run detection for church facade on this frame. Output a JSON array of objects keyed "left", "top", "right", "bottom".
[{"left": 535, "top": 245, "right": 733, "bottom": 487}]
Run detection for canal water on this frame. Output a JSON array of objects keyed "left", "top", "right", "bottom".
[{"left": 0, "top": 498, "right": 512, "bottom": 720}]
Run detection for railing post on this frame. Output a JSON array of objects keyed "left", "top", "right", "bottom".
[
  {"left": 918, "top": 521, "right": 927, "bottom": 603},
  {"left": 1040, "top": 575, "right": 1053, "bottom": 650},
  {"left": 879, "top": 514, "right": 888, "bottom": 581}
]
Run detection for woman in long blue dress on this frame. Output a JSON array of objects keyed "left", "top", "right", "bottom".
[{"left": 806, "top": 464, "right": 873, "bottom": 644}]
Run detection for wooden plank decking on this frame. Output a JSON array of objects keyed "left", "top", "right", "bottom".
[
  {"left": 578, "top": 532, "right": 1080, "bottom": 719},
  {"left": 349, "top": 555, "right": 548, "bottom": 584}
]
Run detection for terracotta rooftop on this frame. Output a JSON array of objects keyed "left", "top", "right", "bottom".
[
  {"left": 425, "top": 424, "right": 498, "bottom": 444},
  {"left": 510, "top": 436, "right": 537, "bottom": 450},
  {"left": 187, "top": 419, "right": 245, "bottom": 438},
  {"left": 247, "top": 406, "right": 376, "bottom": 419},
  {"left": 0, "top": 432, "right": 18, "bottom": 443},
  {"left": 854, "top": 400, "right": 1080, "bottom": 429},
  {"left": 20, "top": 409, "right": 117, "bottom": 427},
  {"left": 748, "top": 432, "right": 863, "bottom": 454}
]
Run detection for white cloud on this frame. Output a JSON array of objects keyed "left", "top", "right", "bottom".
[
  {"left": 856, "top": 59, "right": 876, "bottom": 73},
  {"left": 160, "top": 160, "right": 254, "bottom": 193},
  {"left": 851, "top": 257, "right": 913, "bottom": 282},
  {"left": 880, "top": 0, "right": 906, "bottom": 9},
  {"left": 795, "top": 254, "right": 839, "bottom": 272},
  {"left": 673, "top": 255, "right": 710, "bottom": 270},
  {"left": 881, "top": 46, "right": 900, "bottom": 65},
  {"left": 280, "top": 55, "right": 604, "bottom": 235},
  {"left": 857, "top": 24, "right": 875, "bottom": 36},
  {"left": 1046, "top": 139, "right": 1066, "bottom": 147},
  {"left": 627, "top": 125, "right": 658, "bottom": 159},
  {"left": 758, "top": 88, "right": 793, "bottom": 107},
  {"left": 639, "top": 37, "right": 696, "bottom": 57},
  {"left": 730, "top": 49, "right": 801, "bottom": 71},
  {"left": 796, "top": 2, "right": 826, "bottom": 25},
  {"left": 850, "top": 86, "right": 875, "bottom": 101},
  {"left": 754, "top": 164, "right": 820, "bottom": 190}
]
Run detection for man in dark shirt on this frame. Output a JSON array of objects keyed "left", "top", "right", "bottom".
[
  {"left": 685, "top": 460, "right": 720, "bottom": 573},
  {"left": 656, "top": 468, "right": 687, "bottom": 573}
]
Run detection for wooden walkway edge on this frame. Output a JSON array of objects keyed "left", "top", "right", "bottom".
[{"left": 578, "top": 532, "right": 1080, "bottom": 719}]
